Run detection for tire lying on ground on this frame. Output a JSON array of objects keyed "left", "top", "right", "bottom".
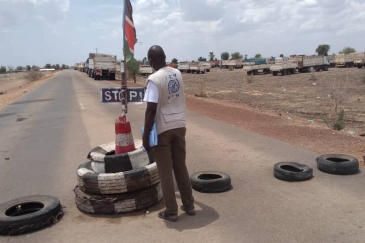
[
  {"left": 274, "top": 162, "right": 313, "bottom": 182},
  {"left": 77, "top": 161, "right": 160, "bottom": 194},
  {"left": 0, "top": 195, "right": 63, "bottom": 236},
  {"left": 87, "top": 140, "right": 155, "bottom": 174},
  {"left": 316, "top": 154, "right": 359, "bottom": 175},
  {"left": 74, "top": 182, "right": 162, "bottom": 214},
  {"left": 190, "top": 171, "right": 231, "bottom": 193}
]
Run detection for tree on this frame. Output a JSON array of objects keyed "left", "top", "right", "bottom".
[
  {"left": 254, "top": 54, "right": 262, "bottom": 58},
  {"left": 221, "top": 52, "right": 229, "bottom": 60},
  {"left": 32, "top": 65, "right": 40, "bottom": 71},
  {"left": 16, "top": 66, "right": 23, "bottom": 71},
  {"left": 45, "top": 64, "right": 51, "bottom": 68},
  {"left": 55, "top": 64, "right": 60, "bottom": 70},
  {"left": 198, "top": 57, "right": 207, "bottom": 61},
  {"left": 7, "top": 66, "right": 14, "bottom": 72},
  {"left": 142, "top": 57, "right": 148, "bottom": 64},
  {"left": 280, "top": 54, "right": 284, "bottom": 57},
  {"left": 0, "top": 66, "right": 6, "bottom": 73},
  {"left": 339, "top": 47, "right": 356, "bottom": 54},
  {"left": 26, "top": 65, "right": 31, "bottom": 71},
  {"left": 171, "top": 58, "right": 178, "bottom": 64},
  {"left": 61, "top": 64, "right": 67, "bottom": 69},
  {"left": 316, "top": 44, "right": 330, "bottom": 56},
  {"left": 209, "top": 52, "right": 215, "bottom": 61},
  {"left": 231, "top": 52, "right": 243, "bottom": 60}
]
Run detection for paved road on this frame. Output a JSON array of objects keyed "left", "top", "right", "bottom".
[{"left": 0, "top": 70, "right": 364, "bottom": 243}]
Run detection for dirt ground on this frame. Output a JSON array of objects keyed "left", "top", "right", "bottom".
[
  {"left": 0, "top": 71, "right": 60, "bottom": 111},
  {"left": 118, "top": 67, "right": 365, "bottom": 165}
]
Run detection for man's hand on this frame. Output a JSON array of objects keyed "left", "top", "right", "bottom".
[
  {"left": 143, "top": 102, "right": 157, "bottom": 151},
  {"left": 143, "top": 136, "right": 151, "bottom": 151}
]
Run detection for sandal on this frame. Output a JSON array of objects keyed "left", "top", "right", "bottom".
[
  {"left": 158, "top": 211, "right": 178, "bottom": 222},
  {"left": 181, "top": 205, "right": 196, "bottom": 216}
]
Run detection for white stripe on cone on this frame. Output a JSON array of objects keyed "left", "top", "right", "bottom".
[{"left": 116, "top": 133, "right": 134, "bottom": 146}]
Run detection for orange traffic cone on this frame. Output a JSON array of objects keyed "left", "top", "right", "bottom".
[{"left": 115, "top": 116, "right": 135, "bottom": 154}]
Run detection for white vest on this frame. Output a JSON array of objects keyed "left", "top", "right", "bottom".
[{"left": 148, "top": 67, "right": 186, "bottom": 135}]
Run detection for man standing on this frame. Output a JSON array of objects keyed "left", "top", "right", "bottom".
[{"left": 143, "top": 45, "right": 195, "bottom": 222}]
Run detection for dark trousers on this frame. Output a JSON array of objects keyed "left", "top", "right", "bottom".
[{"left": 152, "top": 127, "right": 194, "bottom": 214}]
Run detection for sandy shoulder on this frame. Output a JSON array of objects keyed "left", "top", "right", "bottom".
[{"left": 0, "top": 71, "right": 61, "bottom": 111}]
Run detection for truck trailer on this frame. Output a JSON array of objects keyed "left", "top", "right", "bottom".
[
  {"left": 221, "top": 59, "right": 243, "bottom": 69},
  {"left": 295, "top": 55, "right": 329, "bottom": 72},
  {"left": 270, "top": 57, "right": 298, "bottom": 76},
  {"left": 353, "top": 52, "right": 365, "bottom": 68},
  {"left": 335, "top": 53, "right": 356, "bottom": 68}
]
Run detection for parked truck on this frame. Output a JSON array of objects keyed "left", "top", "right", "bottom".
[
  {"left": 199, "top": 61, "right": 211, "bottom": 72},
  {"left": 178, "top": 62, "right": 190, "bottom": 73},
  {"left": 73, "top": 63, "right": 79, "bottom": 70},
  {"left": 327, "top": 55, "right": 336, "bottom": 68},
  {"left": 242, "top": 57, "right": 275, "bottom": 75},
  {"left": 91, "top": 53, "right": 117, "bottom": 80},
  {"left": 78, "top": 62, "right": 85, "bottom": 72},
  {"left": 353, "top": 52, "right": 365, "bottom": 68},
  {"left": 139, "top": 65, "right": 153, "bottom": 76},
  {"left": 270, "top": 57, "right": 298, "bottom": 76},
  {"left": 335, "top": 53, "right": 356, "bottom": 68},
  {"left": 221, "top": 59, "right": 243, "bottom": 69},
  {"left": 294, "top": 55, "right": 329, "bottom": 72},
  {"left": 189, "top": 62, "right": 206, "bottom": 74}
]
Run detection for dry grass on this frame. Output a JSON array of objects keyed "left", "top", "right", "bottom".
[
  {"left": 323, "top": 75, "right": 351, "bottom": 131},
  {"left": 25, "top": 71, "right": 43, "bottom": 82},
  {"left": 194, "top": 74, "right": 208, "bottom": 98}
]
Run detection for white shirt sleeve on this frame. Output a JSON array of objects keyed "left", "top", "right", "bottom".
[{"left": 143, "top": 81, "right": 159, "bottom": 103}]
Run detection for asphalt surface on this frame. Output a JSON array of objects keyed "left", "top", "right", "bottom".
[{"left": 0, "top": 70, "right": 364, "bottom": 243}]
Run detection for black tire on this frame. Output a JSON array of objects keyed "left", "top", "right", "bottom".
[
  {"left": 273, "top": 71, "right": 278, "bottom": 76},
  {"left": 316, "top": 154, "right": 359, "bottom": 175},
  {"left": 190, "top": 171, "right": 231, "bottom": 193},
  {"left": 324, "top": 65, "right": 329, "bottom": 71},
  {"left": 77, "top": 161, "right": 160, "bottom": 194},
  {"left": 0, "top": 195, "right": 62, "bottom": 235},
  {"left": 274, "top": 162, "right": 313, "bottom": 182},
  {"left": 74, "top": 183, "right": 162, "bottom": 214},
  {"left": 282, "top": 70, "right": 287, "bottom": 76}
]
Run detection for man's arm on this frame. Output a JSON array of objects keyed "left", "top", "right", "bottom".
[{"left": 143, "top": 102, "right": 157, "bottom": 150}]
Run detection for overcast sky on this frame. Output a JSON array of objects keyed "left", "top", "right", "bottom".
[{"left": 1, "top": 0, "right": 364, "bottom": 67}]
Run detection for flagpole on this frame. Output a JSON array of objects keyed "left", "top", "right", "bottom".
[{"left": 121, "top": 0, "right": 127, "bottom": 117}]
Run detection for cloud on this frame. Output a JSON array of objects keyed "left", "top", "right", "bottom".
[{"left": 0, "top": 0, "right": 70, "bottom": 28}]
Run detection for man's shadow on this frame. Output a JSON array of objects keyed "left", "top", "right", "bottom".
[{"left": 162, "top": 194, "right": 220, "bottom": 232}]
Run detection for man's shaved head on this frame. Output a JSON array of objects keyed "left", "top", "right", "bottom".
[{"left": 148, "top": 45, "right": 167, "bottom": 71}]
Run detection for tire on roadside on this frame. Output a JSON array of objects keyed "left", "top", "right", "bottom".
[
  {"left": 316, "top": 154, "right": 359, "bottom": 175},
  {"left": 0, "top": 195, "right": 63, "bottom": 236},
  {"left": 74, "top": 182, "right": 163, "bottom": 214},
  {"left": 273, "top": 162, "right": 313, "bottom": 182},
  {"left": 77, "top": 161, "right": 160, "bottom": 194},
  {"left": 190, "top": 171, "right": 231, "bottom": 193}
]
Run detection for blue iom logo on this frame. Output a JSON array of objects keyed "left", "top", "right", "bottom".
[{"left": 168, "top": 79, "right": 180, "bottom": 94}]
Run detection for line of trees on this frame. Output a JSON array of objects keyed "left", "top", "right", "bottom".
[
  {"left": 0, "top": 64, "right": 69, "bottom": 73},
  {"left": 315, "top": 44, "right": 356, "bottom": 56}
]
